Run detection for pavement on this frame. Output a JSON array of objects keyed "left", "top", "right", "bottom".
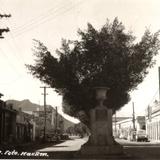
[
  {"left": 117, "top": 138, "right": 160, "bottom": 160},
  {"left": 36, "top": 136, "right": 88, "bottom": 159},
  {"left": 2, "top": 137, "right": 157, "bottom": 159},
  {"left": 37, "top": 137, "right": 160, "bottom": 159},
  {"left": 38, "top": 136, "right": 87, "bottom": 152}
]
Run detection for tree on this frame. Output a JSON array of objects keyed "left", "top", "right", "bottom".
[
  {"left": 0, "top": 13, "right": 11, "bottom": 38},
  {"left": 74, "top": 122, "right": 90, "bottom": 138},
  {"left": 26, "top": 18, "right": 160, "bottom": 125}
]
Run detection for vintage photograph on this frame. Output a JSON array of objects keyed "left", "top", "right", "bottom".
[{"left": 0, "top": 0, "right": 160, "bottom": 159}]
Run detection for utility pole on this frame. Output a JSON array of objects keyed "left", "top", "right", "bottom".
[
  {"left": 114, "top": 111, "right": 117, "bottom": 137},
  {"left": 132, "top": 102, "right": 136, "bottom": 131},
  {"left": 55, "top": 106, "right": 58, "bottom": 134},
  {"left": 158, "top": 67, "right": 160, "bottom": 101},
  {"left": 40, "top": 86, "right": 50, "bottom": 141},
  {"left": 132, "top": 102, "right": 136, "bottom": 141}
]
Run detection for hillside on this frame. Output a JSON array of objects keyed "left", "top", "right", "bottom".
[
  {"left": 6, "top": 99, "right": 43, "bottom": 112},
  {"left": 6, "top": 99, "right": 75, "bottom": 130}
]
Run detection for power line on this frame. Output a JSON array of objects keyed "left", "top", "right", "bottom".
[
  {"left": 0, "top": 11, "right": 25, "bottom": 86},
  {"left": 12, "top": 1, "right": 76, "bottom": 35},
  {"left": 0, "top": 47, "right": 22, "bottom": 77},
  {"left": 148, "top": 88, "right": 159, "bottom": 106},
  {"left": 2, "top": 35, "right": 26, "bottom": 66},
  {"left": 12, "top": 1, "right": 69, "bottom": 33},
  {"left": 0, "top": 8, "right": 26, "bottom": 65},
  {"left": 13, "top": 0, "right": 85, "bottom": 37},
  {"left": 0, "top": 0, "right": 86, "bottom": 69}
]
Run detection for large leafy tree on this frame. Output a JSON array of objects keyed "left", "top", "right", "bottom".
[{"left": 27, "top": 18, "right": 160, "bottom": 125}]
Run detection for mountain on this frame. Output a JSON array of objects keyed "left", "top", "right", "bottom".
[
  {"left": 6, "top": 99, "right": 75, "bottom": 130},
  {"left": 6, "top": 99, "right": 44, "bottom": 112}
]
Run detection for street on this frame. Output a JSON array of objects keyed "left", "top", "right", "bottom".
[
  {"left": 38, "top": 136, "right": 87, "bottom": 152},
  {"left": 36, "top": 136, "right": 88, "bottom": 159},
  {"left": 117, "top": 138, "right": 160, "bottom": 159},
  {"left": 37, "top": 137, "right": 160, "bottom": 159}
]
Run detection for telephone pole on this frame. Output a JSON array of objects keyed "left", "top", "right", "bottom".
[
  {"left": 132, "top": 102, "right": 136, "bottom": 141},
  {"left": 114, "top": 111, "right": 117, "bottom": 137},
  {"left": 158, "top": 67, "right": 160, "bottom": 101},
  {"left": 132, "top": 102, "right": 136, "bottom": 130},
  {"left": 55, "top": 106, "right": 58, "bottom": 134},
  {"left": 40, "top": 86, "right": 50, "bottom": 141}
]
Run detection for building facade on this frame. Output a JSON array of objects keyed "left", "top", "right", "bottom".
[
  {"left": 0, "top": 94, "right": 35, "bottom": 145},
  {"left": 0, "top": 100, "right": 17, "bottom": 144},
  {"left": 33, "top": 106, "right": 64, "bottom": 139},
  {"left": 16, "top": 108, "right": 35, "bottom": 143},
  {"left": 113, "top": 116, "right": 146, "bottom": 140},
  {"left": 146, "top": 101, "right": 160, "bottom": 141}
]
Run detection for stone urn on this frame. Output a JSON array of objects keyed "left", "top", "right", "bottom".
[
  {"left": 95, "top": 87, "right": 108, "bottom": 107},
  {"left": 80, "top": 87, "right": 123, "bottom": 156}
]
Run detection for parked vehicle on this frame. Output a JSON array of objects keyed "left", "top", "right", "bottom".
[
  {"left": 60, "top": 134, "right": 69, "bottom": 140},
  {"left": 136, "top": 129, "right": 148, "bottom": 142},
  {"left": 45, "top": 133, "right": 61, "bottom": 142}
]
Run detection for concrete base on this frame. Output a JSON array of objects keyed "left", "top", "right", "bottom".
[
  {"left": 75, "top": 154, "right": 132, "bottom": 160},
  {"left": 76, "top": 88, "right": 126, "bottom": 159},
  {"left": 80, "top": 144, "right": 124, "bottom": 155},
  {"left": 74, "top": 143, "right": 130, "bottom": 159}
]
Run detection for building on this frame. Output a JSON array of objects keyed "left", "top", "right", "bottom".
[
  {"left": 0, "top": 99, "right": 17, "bottom": 144},
  {"left": 145, "top": 101, "right": 160, "bottom": 141},
  {"left": 16, "top": 108, "right": 35, "bottom": 142},
  {"left": 51, "top": 107, "right": 64, "bottom": 134},
  {"left": 145, "top": 67, "right": 160, "bottom": 141},
  {"left": 6, "top": 99, "right": 75, "bottom": 140},
  {"left": 33, "top": 105, "right": 65, "bottom": 139},
  {"left": 113, "top": 116, "right": 146, "bottom": 140},
  {"left": 0, "top": 94, "right": 35, "bottom": 145}
]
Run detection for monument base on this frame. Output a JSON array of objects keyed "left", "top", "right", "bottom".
[
  {"left": 80, "top": 143, "right": 124, "bottom": 155},
  {"left": 74, "top": 142, "right": 127, "bottom": 159},
  {"left": 76, "top": 87, "right": 126, "bottom": 159}
]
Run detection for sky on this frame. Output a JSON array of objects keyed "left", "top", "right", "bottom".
[{"left": 0, "top": 0, "right": 160, "bottom": 122}]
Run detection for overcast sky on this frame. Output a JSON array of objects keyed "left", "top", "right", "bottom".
[{"left": 0, "top": 0, "right": 160, "bottom": 121}]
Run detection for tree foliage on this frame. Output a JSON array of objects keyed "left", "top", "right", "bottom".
[
  {"left": 26, "top": 18, "right": 160, "bottom": 124},
  {"left": 0, "top": 13, "right": 11, "bottom": 38}
]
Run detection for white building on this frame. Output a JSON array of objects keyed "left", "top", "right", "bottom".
[
  {"left": 146, "top": 101, "right": 160, "bottom": 141},
  {"left": 113, "top": 116, "right": 146, "bottom": 140}
]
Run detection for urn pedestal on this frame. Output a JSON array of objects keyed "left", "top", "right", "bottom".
[{"left": 80, "top": 87, "right": 123, "bottom": 156}]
